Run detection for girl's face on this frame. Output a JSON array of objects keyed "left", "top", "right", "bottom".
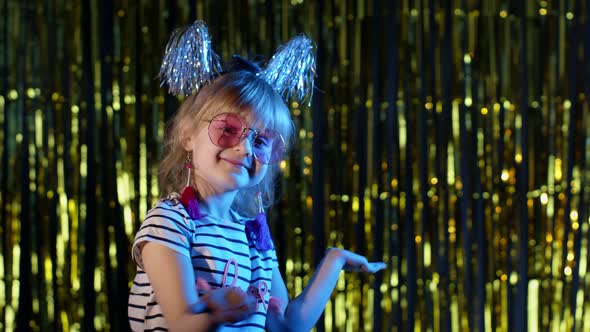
[{"left": 184, "top": 109, "right": 269, "bottom": 194}]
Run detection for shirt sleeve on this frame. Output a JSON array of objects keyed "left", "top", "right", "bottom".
[
  {"left": 256, "top": 240, "right": 279, "bottom": 269},
  {"left": 132, "top": 199, "right": 193, "bottom": 269},
  {"left": 266, "top": 247, "right": 279, "bottom": 269}
]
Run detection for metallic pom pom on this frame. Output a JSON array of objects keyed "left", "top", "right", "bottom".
[
  {"left": 259, "top": 35, "right": 316, "bottom": 104},
  {"left": 159, "top": 21, "right": 221, "bottom": 96}
]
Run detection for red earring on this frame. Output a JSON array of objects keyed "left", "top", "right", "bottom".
[
  {"left": 179, "top": 152, "right": 204, "bottom": 219},
  {"left": 245, "top": 192, "right": 273, "bottom": 250}
]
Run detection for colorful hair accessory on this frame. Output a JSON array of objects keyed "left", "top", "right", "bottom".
[
  {"left": 159, "top": 21, "right": 316, "bottom": 103},
  {"left": 259, "top": 35, "right": 316, "bottom": 104},
  {"left": 159, "top": 20, "right": 221, "bottom": 96}
]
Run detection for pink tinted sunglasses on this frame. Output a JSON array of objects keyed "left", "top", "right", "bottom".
[{"left": 207, "top": 113, "right": 286, "bottom": 164}]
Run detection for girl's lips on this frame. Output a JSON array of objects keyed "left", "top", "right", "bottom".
[{"left": 221, "top": 158, "right": 249, "bottom": 170}]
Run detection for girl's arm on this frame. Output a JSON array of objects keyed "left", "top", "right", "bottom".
[
  {"left": 141, "top": 242, "right": 255, "bottom": 332},
  {"left": 267, "top": 248, "right": 385, "bottom": 332}
]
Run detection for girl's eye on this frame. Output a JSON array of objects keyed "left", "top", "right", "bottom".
[
  {"left": 254, "top": 135, "right": 271, "bottom": 147},
  {"left": 222, "top": 126, "right": 240, "bottom": 135}
]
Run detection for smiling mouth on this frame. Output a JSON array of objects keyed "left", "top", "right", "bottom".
[{"left": 222, "top": 158, "right": 250, "bottom": 170}]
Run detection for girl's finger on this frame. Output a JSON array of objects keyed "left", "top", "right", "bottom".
[
  {"left": 268, "top": 296, "right": 283, "bottom": 313},
  {"left": 196, "top": 277, "right": 212, "bottom": 292},
  {"left": 366, "top": 262, "right": 387, "bottom": 272}
]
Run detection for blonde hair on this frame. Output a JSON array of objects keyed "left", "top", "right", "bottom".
[{"left": 159, "top": 71, "right": 294, "bottom": 216}]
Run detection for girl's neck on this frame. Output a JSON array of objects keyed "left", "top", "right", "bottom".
[{"left": 194, "top": 189, "right": 237, "bottom": 220}]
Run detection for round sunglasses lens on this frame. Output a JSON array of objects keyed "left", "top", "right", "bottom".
[
  {"left": 252, "top": 130, "right": 285, "bottom": 164},
  {"left": 208, "top": 113, "right": 243, "bottom": 148}
]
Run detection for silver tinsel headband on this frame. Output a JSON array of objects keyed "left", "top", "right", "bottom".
[
  {"left": 158, "top": 21, "right": 222, "bottom": 96},
  {"left": 258, "top": 35, "right": 316, "bottom": 103},
  {"left": 159, "top": 20, "right": 316, "bottom": 104}
]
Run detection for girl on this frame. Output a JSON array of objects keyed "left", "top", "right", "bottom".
[{"left": 128, "top": 21, "right": 386, "bottom": 332}]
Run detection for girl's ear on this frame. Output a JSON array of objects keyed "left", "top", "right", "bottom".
[
  {"left": 182, "top": 134, "right": 193, "bottom": 151},
  {"left": 181, "top": 123, "right": 196, "bottom": 151}
]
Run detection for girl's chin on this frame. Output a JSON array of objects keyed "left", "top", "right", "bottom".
[
  {"left": 219, "top": 174, "right": 252, "bottom": 190},
  {"left": 228, "top": 175, "right": 265, "bottom": 191}
]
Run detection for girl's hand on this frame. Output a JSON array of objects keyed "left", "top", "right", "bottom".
[
  {"left": 200, "top": 286, "right": 258, "bottom": 324},
  {"left": 326, "top": 247, "right": 386, "bottom": 273},
  {"left": 266, "top": 296, "right": 295, "bottom": 332}
]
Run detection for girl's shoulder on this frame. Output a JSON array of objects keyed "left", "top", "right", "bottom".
[
  {"left": 229, "top": 210, "right": 279, "bottom": 257},
  {"left": 145, "top": 192, "right": 190, "bottom": 221}
]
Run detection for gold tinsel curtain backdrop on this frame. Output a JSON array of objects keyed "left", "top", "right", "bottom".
[{"left": 1, "top": 0, "right": 589, "bottom": 331}]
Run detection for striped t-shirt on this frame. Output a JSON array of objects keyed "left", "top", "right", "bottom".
[{"left": 128, "top": 194, "right": 278, "bottom": 331}]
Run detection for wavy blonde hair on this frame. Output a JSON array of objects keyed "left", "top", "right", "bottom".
[{"left": 159, "top": 71, "right": 295, "bottom": 217}]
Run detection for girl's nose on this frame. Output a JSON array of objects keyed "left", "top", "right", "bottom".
[{"left": 237, "top": 129, "right": 256, "bottom": 155}]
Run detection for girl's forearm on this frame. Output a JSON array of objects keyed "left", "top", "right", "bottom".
[{"left": 283, "top": 249, "right": 346, "bottom": 331}]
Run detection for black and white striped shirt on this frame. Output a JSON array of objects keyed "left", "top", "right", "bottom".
[{"left": 128, "top": 194, "right": 278, "bottom": 331}]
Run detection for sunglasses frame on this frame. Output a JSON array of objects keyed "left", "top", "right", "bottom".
[{"left": 205, "top": 112, "right": 286, "bottom": 164}]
